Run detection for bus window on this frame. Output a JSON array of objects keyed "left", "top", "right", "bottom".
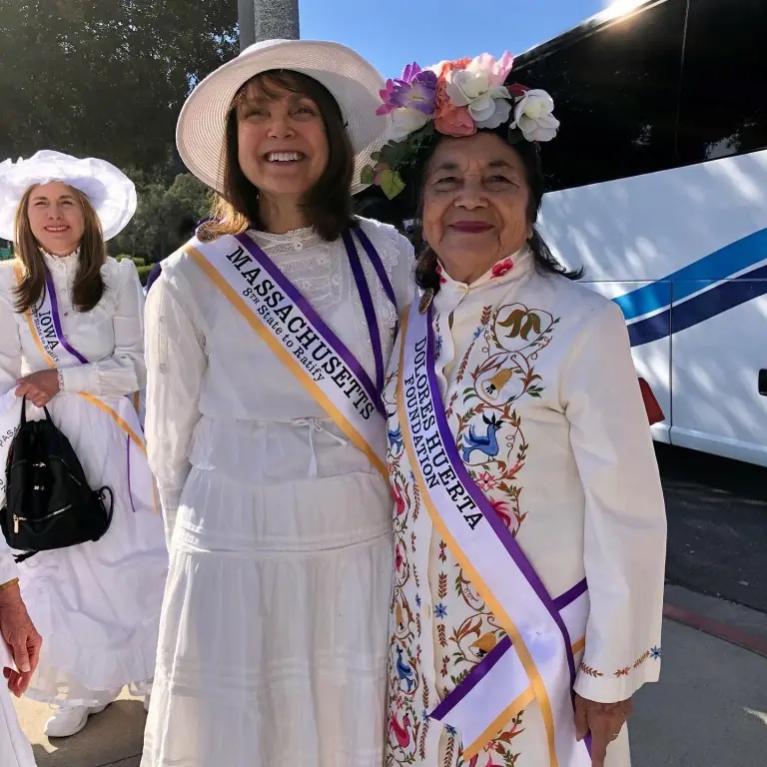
[
  {"left": 677, "top": 0, "right": 767, "bottom": 163},
  {"left": 515, "top": 0, "right": 685, "bottom": 191}
]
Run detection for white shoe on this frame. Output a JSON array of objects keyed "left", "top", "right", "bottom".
[
  {"left": 44, "top": 702, "right": 109, "bottom": 738},
  {"left": 44, "top": 706, "right": 90, "bottom": 738}
]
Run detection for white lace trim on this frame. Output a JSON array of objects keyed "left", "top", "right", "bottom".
[{"left": 245, "top": 221, "right": 404, "bottom": 375}]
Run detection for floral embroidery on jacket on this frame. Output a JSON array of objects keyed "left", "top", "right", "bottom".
[{"left": 579, "top": 645, "right": 663, "bottom": 682}]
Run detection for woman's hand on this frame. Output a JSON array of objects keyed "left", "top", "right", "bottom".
[
  {"left": 15, "top": 369, "right": 60, "bottom": 408},
  {"left": 574, "top": 693, "right": 633, "bottom": 767},
  {"left": 0, "top": 581, "right": 43, "bottom": 697}
]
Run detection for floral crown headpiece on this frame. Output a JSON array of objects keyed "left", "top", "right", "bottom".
[{"left": 361, "top": 52, "right": 559, "bottom": 199}]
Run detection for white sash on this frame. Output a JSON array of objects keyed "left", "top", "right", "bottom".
[
  {"left": 183, "top": 233, "right": 389, "bottom": 477},
  {"left": 397, "top": 299, "right": 592, "bottom": 766}
]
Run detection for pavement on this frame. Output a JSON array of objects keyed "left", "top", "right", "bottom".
[
  {"left": 10, "top": 583, "right": 767, "bottom": 767},
  {"left": 657, "top": 443, "right": 767, "bottom": 612}
]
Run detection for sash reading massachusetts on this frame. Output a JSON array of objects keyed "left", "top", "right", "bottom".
[
  {"left": 396, "top": 299, "right": 592, "bottom": 766},
  {"left": 183, "top": 230, "right": 392, "bottom": 478},
  {"left": 11, "top": 263, "right": 155, "bottom": 516}
]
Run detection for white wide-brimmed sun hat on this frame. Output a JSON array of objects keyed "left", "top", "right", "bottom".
[
  {"left": 176, "top": 39, "right": 388, "bottom": 195},
  {"left": 0, "top": 150, "right": 137, "bottom": 241}
]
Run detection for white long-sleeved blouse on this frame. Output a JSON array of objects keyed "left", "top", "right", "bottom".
[
  {"left": 143, "top": 217, "right": 415, "bottom": 530},
  {"left": 0, "top": 252, "right": 146, "bottom": 395}
]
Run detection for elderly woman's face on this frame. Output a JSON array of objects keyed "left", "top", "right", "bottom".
[
  {"left": 422, "top": 133, "right": 532, "bottom": 283},
  {"left": 26, "top": 181, "right": 86, "bottom": 256},
  {"left": 235, "top": 79, "right": 329, "bottom": 201}
]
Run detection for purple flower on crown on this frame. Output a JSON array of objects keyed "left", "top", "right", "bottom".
[{"left": 377, "top": 63, "right": 438, "bottom": 117}]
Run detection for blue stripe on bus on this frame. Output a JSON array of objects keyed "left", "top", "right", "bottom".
[
  {"left": 623, "top": 262, "right": 767, "bottom": 347},
  {"left": 614, "top": 228, "right": 767, "bottom": 321}
]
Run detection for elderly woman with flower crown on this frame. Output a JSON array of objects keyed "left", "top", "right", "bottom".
[
  {"left": 0, "top": 151, "right": 167, "bottom": 738},
  {"left": 369, "top": 53, "right": 666, "bottom": 767},
  {"left": 141, "top": 40, "right": 415, "bottom": 767}
]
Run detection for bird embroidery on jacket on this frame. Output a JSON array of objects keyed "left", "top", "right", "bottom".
[
  {"left": 461, "top": 414, "right": 503, "bottom": 462},
  {"left": 388, "top": 712, "right": 412, "bottom": 748},
  {"left": 395, "top": 646, "right": 415, "bottom": 691}
]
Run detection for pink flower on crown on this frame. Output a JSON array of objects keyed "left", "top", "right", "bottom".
[
  {"left": 431, "top": 58, "right": 476, "bottom": 137},
  {"left": 443, "top": 52, "right": 515, "bottom": 130}
]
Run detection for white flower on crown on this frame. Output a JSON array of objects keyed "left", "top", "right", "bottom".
[
  {"left": 511, "top": 89, "right": 560, "bottom": 142},
  {"left": 388, "top": 108, "right": 432, "bottom": 141},
  {"left": 444, "top": 53, "right": 514, "bottom": 130}
]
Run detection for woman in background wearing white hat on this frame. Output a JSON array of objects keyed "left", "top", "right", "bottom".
[
  {"left": 141, "top": 40, "right": 414, "bottom": 767},
  {"left": 0, "top": 151, "right": 167, "bottom": 738}
]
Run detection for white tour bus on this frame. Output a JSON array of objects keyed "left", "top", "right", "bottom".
[{"left": 514, "top": 0, "right": 767, "bottom": 466}]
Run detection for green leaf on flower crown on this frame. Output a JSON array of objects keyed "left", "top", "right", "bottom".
[
  {"left": 379, "top": 140, "right": 415, "bottom": 168},
  {"left": 379, "top": 169, "right": 406, "bottom": 199},
  {"left": 360, "top": 165, "right": 375, "bottom": 185},
  {"left": 370, "top": 150, "right": 382, "bottom": 162}
]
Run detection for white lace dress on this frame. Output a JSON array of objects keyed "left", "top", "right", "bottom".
[
  {"left": 0, "top": 254, "right": 168, "bottom": 706},
  {"left": 141, "top": 218, "right": 415, "bottom": 767}
]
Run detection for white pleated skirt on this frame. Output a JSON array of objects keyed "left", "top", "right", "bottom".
[
  {"left": 142, "top": 458, "right": 393, "bottom": 767},
  {"left": 16, "top": 394, "right": 168, "bottom": 706}
]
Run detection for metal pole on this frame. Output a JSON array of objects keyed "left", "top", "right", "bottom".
[
  {"left": 239, "top": 0, "right": 300, "bottom": 50},
  {"left": 238, "top": 0, "right": 256, "bottom": 50}
]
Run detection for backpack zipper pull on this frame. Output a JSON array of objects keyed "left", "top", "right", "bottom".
[{"left": 13, "top": 514, "right": 19, "bottom": 534}]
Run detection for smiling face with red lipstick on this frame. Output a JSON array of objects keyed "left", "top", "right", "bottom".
[
  {"left": 422, "top": 132, "right": 533, "bottom": 285},
  {"left": 26, "top": 181, "right": 86, "bottom": 256}
]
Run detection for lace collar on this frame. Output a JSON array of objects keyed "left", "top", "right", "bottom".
[{"left": 40, "top": 247, "right": 81, "bottom": 274}]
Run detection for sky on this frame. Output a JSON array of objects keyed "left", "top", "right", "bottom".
[{"left": 299, "top": 0, "right": 615, "bottom": 78}]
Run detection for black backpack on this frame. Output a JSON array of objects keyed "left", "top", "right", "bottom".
[{"left": 1, "top": 397, "right": 113, "bottom": 562}]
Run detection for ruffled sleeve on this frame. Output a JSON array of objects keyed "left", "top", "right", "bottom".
[
  {"left": 561, "top": 300, "right": 667, "bottom": 702},
  {"left": 143, "top": 260, "right": 206, "bottom": 543},
  {"left": 0, "top": 263, "right": 22, "bottom": 393},
  {"left": 59, "top": 258, "right": 146, "bottom": 396}
]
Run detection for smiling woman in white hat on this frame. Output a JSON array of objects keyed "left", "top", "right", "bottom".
[
  {"left": 0, "top": 150, "right": 168, "bottom": 738},
  {"left": 141, "top": 39, "right": 414, "bottom": 767}
]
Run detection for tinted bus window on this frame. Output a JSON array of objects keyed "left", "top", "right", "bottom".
[
  {"left": 677, "top": 0, "right": 767, "bottom": 162},
  {"left": 515, "top": 0, "right": 685, "bottom": 191}
]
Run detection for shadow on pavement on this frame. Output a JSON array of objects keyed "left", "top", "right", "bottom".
[{"left": 656, "top": 443, "right": 767, "bottom": 612}]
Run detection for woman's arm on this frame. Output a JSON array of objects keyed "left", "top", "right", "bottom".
[
  {"left": 0, "top": 270, "right": 22, "bottom": 394},
  {"left": 144, "top": 271, "right": 206, "bottom": 545},
  {"left": 563, "top": 300, "right": 667, "bottom": 700},
  {"left": 58, "top": 258, "right": 146, "bottom": 397},
  {"left": 561, "top": 299, "right": 666, "bottom": 764}
]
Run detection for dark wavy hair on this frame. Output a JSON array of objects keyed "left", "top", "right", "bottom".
[
  {"left": 198, "top": 69, "right": 355, "bottom": 244},
  {"left": 412, "top": 128, "right": 580, "bottom": 293}
]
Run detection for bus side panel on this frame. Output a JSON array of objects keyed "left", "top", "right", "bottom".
[
  {"left": 538, "top": 149, "right": 767, "bottom": 466},
  {"left": 579, "top": 280, "right": 672, "bottom": 444},
  {"left": 671, "top": 281, "right": 767, "bottom": 466}
]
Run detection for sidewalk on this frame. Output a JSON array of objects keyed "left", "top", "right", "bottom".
[{"left": 12, "top": 587, "right": 767, "bottom": 767}]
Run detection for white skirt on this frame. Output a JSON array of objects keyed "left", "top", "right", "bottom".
[
  {"left": 142, "top": 462, "right": 393, "bottom": 767},
  {"left": 15, "top": 394, "right": 168, "bottom": 706},
  {"left": 0, "top": 645, "right": 34, "bottom": 767}
]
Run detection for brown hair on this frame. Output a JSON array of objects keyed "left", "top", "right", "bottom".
[
  {"left": 198, "top": 70, "right": 355, "bottom": 244},
  {"left": 13, "top": 184, "right": 107, "bottom": 314}
]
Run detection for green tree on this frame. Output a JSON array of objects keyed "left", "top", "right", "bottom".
[
  {"left": 111, "top": 172, "right": 212, "bottom": 261},
  {"left": 0, "top": 0, "right": 238, "bottom": 175}
]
